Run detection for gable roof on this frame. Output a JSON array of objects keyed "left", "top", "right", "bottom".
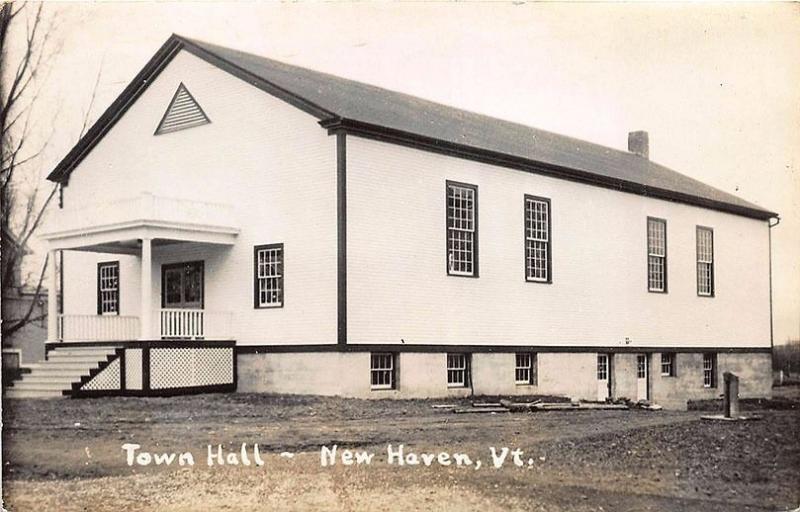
[{"left": 49, "top": 34, "right": 776, "bottom": 220}]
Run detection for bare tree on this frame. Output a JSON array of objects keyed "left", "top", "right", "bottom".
[{"left": 1, "top": 2, "right": 100, "bottom": 339}]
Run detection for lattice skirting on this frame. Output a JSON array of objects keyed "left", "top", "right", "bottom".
[
  {"left": 81, "top": 357, "right": 121, "bottom": 390},
  {"left": 73, "top": 342, "right": 235, "bottom": 398},
  {"left": 151, "top": 348, "right": 234, "bottom": 389}
]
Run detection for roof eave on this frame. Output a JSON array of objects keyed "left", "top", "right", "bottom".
[
  {"left": 48, "top": 34, "right": 338, "bottom": 185},
  {"left": 48, "top": 35, "right": 186, "bottom": 183},
  {"left": 49, "top": 35, "right": 777, "bottom": 223},
  {"left": 321, "top": 118, "right": 777, "bottom": 221}
]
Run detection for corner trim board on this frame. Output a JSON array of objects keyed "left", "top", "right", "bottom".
[{"left": 337, "top": 131, "right": 347, "bottom": 345}]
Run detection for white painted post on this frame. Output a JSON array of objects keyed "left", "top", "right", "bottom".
[
  {"left": 139, "top": 237, "right": 153, "bottom": 340},
  {"left": 46, "top": 249, "right": 59, "bottom": 342}
]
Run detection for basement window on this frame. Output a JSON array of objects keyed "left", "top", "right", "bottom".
[
  {"left": 447, "top": 353, "right": 470, "bottom": 388},
  {"left": 370, "top": 353, "right": 396, "bottom": 390},
  {"left": 703, "top": 353, "right": 717, "bottom": 388},
  {"left": 525, "top": 196, "right": 551, "bottom": 283},
  {"left": 647, "top": 217, "right": 667, "bottom": 292},
  {"left": 446, "top": 181, "right": 478, "bottom": 277},
  {"left": 661, "top": 353, "right": 676, "bottom": 377},
  {"left": 97, "top": 261, "right": 120, "bottom": 315},
  {"left": 254, "top": 244, "right": 284, "bottom": 308},
  {"left": 515, "top": 352, "right": 537, "bottom": 385}
]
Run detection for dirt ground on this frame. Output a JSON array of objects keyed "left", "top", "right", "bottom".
[{"left": 2, "top": 393, "right": 799, "bottom": 512}]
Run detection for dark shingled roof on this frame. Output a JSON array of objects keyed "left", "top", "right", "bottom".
[{"left": 49, "top": 34, "right": 776, "bottom": 220}]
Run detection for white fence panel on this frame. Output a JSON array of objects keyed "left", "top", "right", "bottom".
[{"left": 58, "top": 315, "right": 139, "bottom": 341}]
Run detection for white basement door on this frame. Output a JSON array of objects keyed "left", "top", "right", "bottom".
[
  {"left": 597, "top": 354, "right": 610, "bottom": 401},
  {"left": 637, "top": 354, "right": 649, "bottom": 401}
]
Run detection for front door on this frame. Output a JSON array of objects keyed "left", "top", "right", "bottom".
[
  {"left": 597, "top": 354, "right": 610, "bottom": 402},
  {"left": 637, "top": 354, "right": 649, "bottom": 401},
  {"left": 162, "top": 261, "right": 204, "bottom": 309},
  {"left": 161, "top": 261, "right": 204, "bottom": 339}
]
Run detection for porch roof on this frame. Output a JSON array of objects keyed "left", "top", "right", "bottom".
[{"left": 40, "top": 192, "right": 239, "bottom": 252}]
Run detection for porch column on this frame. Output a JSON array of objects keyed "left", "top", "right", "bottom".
[
  {"left": 46, "top": 249, "right": 59, "bottom": 342},
  {"left": 139, "top": 237, "right": 153, "bottom": 340}
]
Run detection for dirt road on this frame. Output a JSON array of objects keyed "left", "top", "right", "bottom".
[{"left": 3, "top": 394, "right": 798, "bottom": 511}]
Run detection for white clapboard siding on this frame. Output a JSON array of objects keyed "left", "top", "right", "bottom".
[
  {"left": 345, "top": 136, "right": 771, "bottom": 349},
  {"left": 61, "top": 49, "right": 337, "bottom": 346}
]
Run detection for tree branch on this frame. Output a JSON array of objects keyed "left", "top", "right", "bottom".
[{"left": 1, "top": 252, "right": 48, "bottom": 338}]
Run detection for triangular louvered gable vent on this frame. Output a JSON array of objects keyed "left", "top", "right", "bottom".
[{"left": 155, "top": 83, "right": 211, "bottom": 135}]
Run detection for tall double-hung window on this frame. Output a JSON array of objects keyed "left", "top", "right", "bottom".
[
  {"left": 446, "top": 181, "right": 478, "bottom": 277},
  {"left": 525, "top": 195, "right": 551, "bottom": 282},
  {"left": 647, "top": 217, "right": 667, "bottom": 292},
  {"left": 97, "top": 261, "right": 119, "bottom": 315},
  {"left": 696, "top": 226, "right": 714, "bottom": 297},
  {"left": 254, "top": 244, "right": 284, "bottom": 308}
]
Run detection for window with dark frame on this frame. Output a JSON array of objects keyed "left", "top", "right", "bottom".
[
  {"left": 446, "top": 182, "right": 478, "bottom": 277},
  {"left": 703, "top": 353, "right": 717, "bottom": 388},
  {"left": 597, "top": 354, "right": 609, "bottom": 380},
  {"left": 515, "top": 352, "right": 537, "bottom": 385},
  {"left": 661, "top": 353, "right": 676, "bottom": 377},
  {"left": 637, "top": 355, "right": 648, "bottom": 379},
  {"left": 697, "top": 227, "right": 714, "bottom": 297},
  {"left": 525, "top": 196, "right": 551, "bottom": 283},
  {"left": 97, "top": 261, "right": 119, "bottom": 315},
  {"left": 647, "top": 218, "right": 667, "bottom": 292},
  {"left": 370, "top": 353, "right": 396, "bottom": 390},
  {"left": 447, "top": 353, "right": 470, "bottom": 388},
  {"left": 254, "top": 244, "right": 284, "bottom": 308}
]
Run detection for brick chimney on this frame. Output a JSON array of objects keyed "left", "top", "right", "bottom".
[{"left": 628, "top": 131, "right": 649, "bottom": 159}]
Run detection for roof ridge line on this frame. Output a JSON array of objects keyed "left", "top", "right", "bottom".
[{"left": 175, "top": 35, "right": 652, "bottom": 165}]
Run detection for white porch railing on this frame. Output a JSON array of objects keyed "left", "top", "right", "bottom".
[
  {"left": 55, "top": 310, "right": 233, "bottom": 341},
  {"left": 58, "top": 314, "right": 140, "bottom": 341},
  {"left": 159, "top": 309, "right": 233, "bottom": 340}
]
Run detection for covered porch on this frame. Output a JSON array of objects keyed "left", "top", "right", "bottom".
[{"left": 41, "top": 192, "right": 240, "bottom": 343}]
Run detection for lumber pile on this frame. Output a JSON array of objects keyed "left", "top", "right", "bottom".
[
  {"left": 453, "top": 406, "right": 510, "bottom": 414},
  {"left": 433, "top": 399, "right": 634, "bottom": 414}
]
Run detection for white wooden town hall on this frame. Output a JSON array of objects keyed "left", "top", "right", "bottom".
[{"left": 7, "top": 35, "right": 777, "bottom": 408}]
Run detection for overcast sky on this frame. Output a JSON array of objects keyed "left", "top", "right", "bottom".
[{"left": 15, "top": 2, "right": 800, "bottom": 343}]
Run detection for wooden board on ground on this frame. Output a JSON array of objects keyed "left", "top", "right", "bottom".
[
  {"left": 453, "top": 407, "right": 510, "bottom": 414},
  {"left": 533, "top": 403, "right": 629, "bottom": 411}
]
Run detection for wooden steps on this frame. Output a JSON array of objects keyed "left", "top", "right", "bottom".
[{"left": 4, "top": 346, "right": 118, "bottom": 399}]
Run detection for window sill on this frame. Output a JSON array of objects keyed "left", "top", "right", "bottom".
[
  {"left": 525, "top": 278, "right": 552, "bottom": 285},
  {"left": 447, "top": 272, "right": 478, "bottom": 279}
]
